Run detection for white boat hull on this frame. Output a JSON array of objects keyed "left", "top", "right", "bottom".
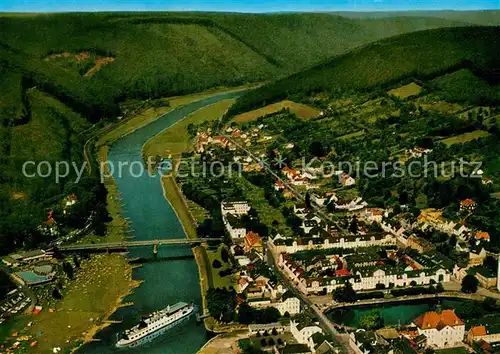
[{"left": 116, "top": 305, "right": 195, "bottom": 348}]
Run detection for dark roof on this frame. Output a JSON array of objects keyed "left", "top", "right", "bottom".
[{"left": 280, "top": 343, "right": 311, "bottom": 354}]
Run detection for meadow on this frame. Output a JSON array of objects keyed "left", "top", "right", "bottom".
[{"left": 232, "top": 100, "right": 320, "bottom": 123}]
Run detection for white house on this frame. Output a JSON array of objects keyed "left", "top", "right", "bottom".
[
  {"left": 270, "top": 233, "right": 397, "bottom": 255},
  {"left": 335, "top": 197, "right": 367, "bottom": 211},
  {"left": 221, "top": 201, "right": 250, "bottom": 216},
  {"left": 248, "top": 296, "right": 301, "bottom": 316},
  {"left": 290, "top": 320, "right": 323, "bottom": 349},
  {"left": 222, "top": 213, "right": 247, "bottom": 239},
  {"left": 339, "top": 173, "right": 356, "bottom": 186},
  {"left": 413, "top": 310, "right": 465, "bottom": 349}
]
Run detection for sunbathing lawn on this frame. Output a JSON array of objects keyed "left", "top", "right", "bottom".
[
  {"left": 142, "top": 98, "right": 235, "bottom": 160},
  {"left": 387, "top": 82, "right": 422, "bottom": 99},
  {"left": 441, "top": 130, "right": 490, "bottom": 146},
  {"left": 0, "top": 255, "right": 137, "bottom": 353},
  {"left": 232, "top": 100, "right": 320, "bottom": 123}
]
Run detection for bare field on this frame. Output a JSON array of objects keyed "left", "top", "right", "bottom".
[
  {"left": 232, "top": 100, "right": 320, "bottom": 122},
  {"left": 387, "top": 82, "right": 422, "bottom": 99},
  {"left": 441, "top": 130, "right": 490, "bottom": 146}
]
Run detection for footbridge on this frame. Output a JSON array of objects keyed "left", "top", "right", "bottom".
[{"left": 56, "top": 238, "right": 223, "bottom": 253}]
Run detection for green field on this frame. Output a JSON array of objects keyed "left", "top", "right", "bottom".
[
  {"left": 0, "top": 255, "right": 136, "bottom": 353},
  {"left": 232, "top": 100, "right": 320, "bottom": 123},
  {"left": 387, "top": 82, "right": 423, "bottom": 98},
  {"left": 161, "top": 176, "right": 198, "bottom": 239},
  {"left": 142, "top": 98, "right": 236, "bottom": 159},
  {"left": 337, "top": 130, "right": 366, "bottom": 140},
  {"left": 441, "top": 130, "right": 490, "bottom": 146}
]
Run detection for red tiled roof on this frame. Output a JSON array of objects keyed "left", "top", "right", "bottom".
[
  {"left": 460, "top": 199, "right": 476, "bottom": 206},
  {"left": 414, "top": 310, "right": 464, "bottom": 330},
  {"left": 245, "top": 232, "right": 262, "bottom": 247},
  {"left": 470, "top": 325, "right": 487, "bottom": 337},
  {"left": 236, "top": 295, "right": 246, "bottom": 306},
  {"left": 475, "top": 232, "right": 490, "bottom": 241},
  {"left": 282, "top": 167, "right": 298, "bottom": 177},
  {"left": 335, "top": 268, "right": 350, "bottom": 277}
]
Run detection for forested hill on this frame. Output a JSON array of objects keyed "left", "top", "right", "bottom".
[
  {"left": 0, "top": 12, "right": 471, "bottom": 122},
  {"left": 330, "top": 10, "right": 500, "bottom": 26},
  {"left": 229, "top": 26, "right": 500, "bottom": 115}
]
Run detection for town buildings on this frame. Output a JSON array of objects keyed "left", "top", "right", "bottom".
[
  {"left": 278, "top": 249, "right": 450, "bottom": 294},
  {"left": 412, "top": 310, "right": 465, "bottom": 349}
]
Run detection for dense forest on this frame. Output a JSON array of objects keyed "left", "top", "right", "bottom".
[
  {"left": 229, "top": 27, "right": 500, "bottom": 115},
  {"left": 0, "top": 12, "right": 499, "bottom": 256}
]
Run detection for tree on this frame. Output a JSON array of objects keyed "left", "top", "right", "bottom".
[
  {"left": 305, "top": 192, "right": 311, "bottom": 209},
  {"left": 260, "top": 338, "right": 267, "bottom": 347},
  {"left": 436, "top": 283, "right": 444, "bottom": 293},
  {"left": 375, "top": 283, "right": 386, "bottom": 290},
  {"left": 309, "top": 141, "right": 325, "bottom": 157},
  {"left": 62, "top": 261, "right": 74, "bottom": 280},
  {"left": 259, "top": 307, "right": 281, "bottom": 324},
  {"left": 205, "top": 287, "right": 235, "bottom": 322},
  {"left": 332, "top": 282, "right": 356, "bottom": 303},
  {"left": 483, "top": 255, "right": 497, "bottom": 273},
  {"left": 52, "top": 287, "right": 62, "bottom": 300},
  {"left": 359, "top": 311, "right": 384, "bottom": 330},
  {"left": 73, "top": 255, "right": 80, "bottom": 269},
  {"left": 212, "top": 259, "right": 222, "bottom": 269},
  {"left": 238, "top": 303, "right": 255, "bottom": 324},
  {"left": 349, "top": 215, "right": 358, "bottom": 234},
  {"left": 461, "top": 274, "right": 479, "bottom": 293},
  {"left": 267, "top": 338, "right": 275, "bottom": 346},
  {"left": 221, "top": 248, "right": 229, "bottom": 263}
]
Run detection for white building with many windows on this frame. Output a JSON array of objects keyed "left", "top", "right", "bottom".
[
  {"left": 247, "top": 296, "right": 301, "bottom": 316},
  {"left": 413, "top": 310, "right": 465, "bottom": 349},
  {"left": 278, "top": 253, "right": 449, "bottom": 294},
  {"left": 270, "top": 233, "right": 396, "bottom": 254},
  {"left": 221, "top": 201, "right": 250, "bottom": 216}
]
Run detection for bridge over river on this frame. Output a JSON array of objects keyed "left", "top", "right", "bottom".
[{"left": 56, "top": 238, "right": 223, "bottom": 252}]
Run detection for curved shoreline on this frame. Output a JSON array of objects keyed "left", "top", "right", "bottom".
[
  {"left": 76, "top": 86, "right": 249, "bottom": 353},
  {"left": 324, "top": 291, "right": 492, "bottom": 313}
]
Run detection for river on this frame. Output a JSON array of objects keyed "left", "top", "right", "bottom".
[{"left": 79, "top": 90, "right": 244, "bottom": 354}]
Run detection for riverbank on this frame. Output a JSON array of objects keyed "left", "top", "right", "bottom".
[
  {"left": 198, "top": 330, "right": 249, "bottom": 354},
  {"left": 147, "top": 98, "right": 246, "bottom": 332}
]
